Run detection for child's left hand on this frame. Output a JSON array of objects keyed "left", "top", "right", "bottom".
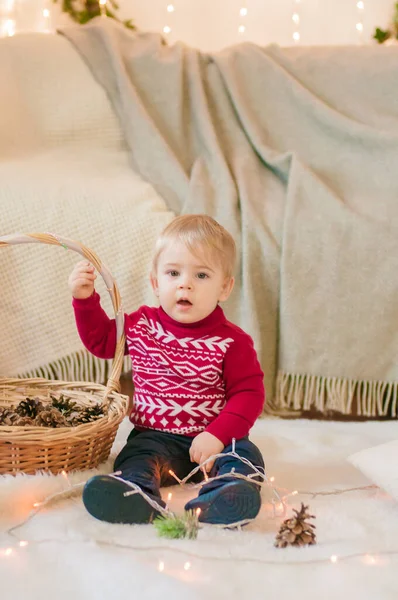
[{"left": 189, "top": 431, "right": 224, "bottom": 472}]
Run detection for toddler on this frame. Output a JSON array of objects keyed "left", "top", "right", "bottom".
[{"left": 69, "top": 215, "right": 265, "bottom": 525}]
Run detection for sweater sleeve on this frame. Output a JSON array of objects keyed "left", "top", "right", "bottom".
[
  {"left": 72, "top": 292, "right": 128, "bottom": 359},
  {"left": 205, "top": 332, "right": 265, "bottom": 447}
]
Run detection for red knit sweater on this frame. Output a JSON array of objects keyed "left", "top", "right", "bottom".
[{"left": 72, "top": 293, "right": 265, "bottom": 446}]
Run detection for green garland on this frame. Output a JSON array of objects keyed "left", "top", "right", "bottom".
[
  {"left": 374, "top": 2, "right": 398, "bottom": 43},
  {"left": 54, "top": 0, "right": 135, "bottom": 30}
]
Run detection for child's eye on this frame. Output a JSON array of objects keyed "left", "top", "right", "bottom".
[
  {"left": 167, "top": 270, "right": 179, "bottom": 277},
  {"left": 197, "top": 272, "right": 209, "bottom": 280}
]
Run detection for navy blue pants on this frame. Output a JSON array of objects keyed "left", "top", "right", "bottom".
[{"left": 114, "top": 429, "right": 265, "bottom": 502}]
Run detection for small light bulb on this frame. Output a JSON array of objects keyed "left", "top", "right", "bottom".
[
  {"left": 184, "top": 562, "right": 191, "bottom": 570},
  {"left": 19, "top": 541, "right": 28, "bottom": 547},
  {"left": 270, "top": 476, "right": 275, "bottom": 482},
  {"left": 240, "top": 7, "right": 248, "bottom": 17},
  {"left": 43, "top": 8, "right": 50, "bottom": 17},
  {"left": 356, "top": 22, "right": 363, "bottom": 31},
  {"left": 292, "top": 13, "right": 300, "bottom": 24},
  {"left": 330, "top": 555, "right": 338, "bottom": 563},
  {"left": 357, "top": 1, "right": 364, "bottom": 9},
  {"left": 4, "top": 19, "right": 15, "bottom": 37},
  {"left": 167, "top": 4, "right": 175, "bottom": 12},
  {"left": 158, "top": 561, "right": 165, "bottom": 572},
  {"left": 163, "top": 25, "right": 172, "bottom": 34},
  {"left": 293, "top": 31, "right": 300, "bottom": 42},
  {"left": 4, "top": 548, "right": 13, "bottom": 557},
  {"left": 238, "top": 25, "right": 246, "bottom": 33},
  {"left": 167, "top": 492, "right": 172, "bottom": 501},
  {"left": 291, "top": 490, "right": 298, "bottom": 496}
]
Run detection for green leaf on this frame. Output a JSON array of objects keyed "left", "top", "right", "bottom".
[
  {"left": 373, "top": 27, "right": 391, "bottom": 44},
  {"left": 53, "top": 0, "right": 135, "bottom": 30}
]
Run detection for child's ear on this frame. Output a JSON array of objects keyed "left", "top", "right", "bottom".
[
  {"left": 219, "top": 277, "right": 235, "bottom": 302},
  {"left": 150, "top": 274, "right": 159, "bottom": 297}
]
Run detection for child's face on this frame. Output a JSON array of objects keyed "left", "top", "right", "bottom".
[{"left": 151, "top": 240, "right": 234, "bottom": 324}]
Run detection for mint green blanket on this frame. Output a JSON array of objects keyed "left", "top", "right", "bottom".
[{"left": 61, "top": 19, "right": 398, "bottom": 416}]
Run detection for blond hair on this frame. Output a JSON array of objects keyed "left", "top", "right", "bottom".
[{"left": 152, "top": 215, "right": 236, "bottom": 279}]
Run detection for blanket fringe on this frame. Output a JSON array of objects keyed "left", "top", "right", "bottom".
[
  {"left": 272, "top": 371, "right": 398, "bottom": 418},
  {"left": 14, "top": 350, "right": 132, "bottom": 387}
]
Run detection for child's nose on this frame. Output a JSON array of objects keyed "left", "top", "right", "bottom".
[{"left": 178, "top": 276, "right": 192, "bottom": 289}]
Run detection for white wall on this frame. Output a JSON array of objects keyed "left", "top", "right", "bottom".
[
  {"left": 117, "top": 0, "right": 394, "bottom": 50},
  {"left": 1, "top": 0, "right": 395, "bottom": 50}
]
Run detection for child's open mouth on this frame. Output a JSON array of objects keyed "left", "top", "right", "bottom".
[{"left": 177, "top": 299, "right": 192, "bottom": 306}]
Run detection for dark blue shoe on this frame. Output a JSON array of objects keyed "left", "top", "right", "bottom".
[
  {"left": 82, "top": 474, "right": 164, "bottom": 524},
  {"left": 184, "top": 481, "right": 261, "bottom": 525}
]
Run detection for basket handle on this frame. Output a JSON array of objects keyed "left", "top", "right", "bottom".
[{"left": 0, "top": 232, "right": 125, "bottom": 404}]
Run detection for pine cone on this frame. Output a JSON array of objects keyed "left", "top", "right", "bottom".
[
  {"left": 50, "top": 395, "right": 77, "bottom": 417},
  {"left": 16, "top": 397, "right": 44, "bottom": 418},
  {"left": 275, "top": 503, "right": 316, "bottom": 548},
  {"left": 0, "top": 407, "right": 19, "bottom": 426},
  {"left": 70, "top": 404, "right": 104, "bottom": 425},
  {"left": 14, "top": 416, "right": 35, "bottom": 427},
  {"left": 34, "top": 408, "right": 68, "bottom": 428}
]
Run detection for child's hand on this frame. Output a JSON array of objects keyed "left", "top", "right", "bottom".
[
  {"left": 189, "top": 431, "right": 224, "bottom": 472},
  {"left": 68, "top": 261, "right": 97, "bottom": 299}
]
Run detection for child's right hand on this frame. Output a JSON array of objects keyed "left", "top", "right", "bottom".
[{"left": 68, "top": 261, "right": 97, "bottom": 299}]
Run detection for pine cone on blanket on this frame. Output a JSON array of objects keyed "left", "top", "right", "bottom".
[
  {"left": 50, "top": 395, "right": 77, "bottom": 417},
  {"left": 0, "top": 407, "right": 19, "bottom": 426},
  {"left": 274, "top": 503, "right": 316, "bottom": 548},
  {"left": 34, "top": 408, "right": 68, "bottom": 428},
  {"left": 69, "top": 404, "right": 104, "bottom": 425},
  {"left": 16, "top": 397, "right": 44, "bottom": 418}
]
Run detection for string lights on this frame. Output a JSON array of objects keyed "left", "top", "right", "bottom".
[
  {"left": 0, "top": 0, "right": 15, "bottom": 37},
  {"left": 163, "top": 3, "right": 175, "bottom": 37},
  {"left": 2, "top": 441, "right": 380, "bottom": 543},
  {"left": 292, "top": 0, "right": 301, "bottom": 43},
  {"left": 3, "top": 522, "right": 398, "bottom": 569},
  {"left": 42, "top": 3, "right": 52, "bottom": 33},
  {"left": 0, "top": 467, "right": 391, "bottom": 576},
  {"left": 0, "top": 440, "right": 389, "bottom": 578},
  {"left": 356, "top": 0, "right": 365, "bottom": 43},
  {"left": 98, "top": 0, "right": 107, "bottom": 17},
  {"left": 238, "top": 2, "right": 248, "bottom": 36}
]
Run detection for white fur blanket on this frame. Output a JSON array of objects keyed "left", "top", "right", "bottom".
[
  {"left": 1, "top": 418, "right": 398, "bottom": 600},
  {"left": 0, "top": 33, "right": 174, "bottom": 381}
]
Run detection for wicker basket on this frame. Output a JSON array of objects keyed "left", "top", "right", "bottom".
[{"left": 0, "top": 232, "right": 129, "bottom": 475}]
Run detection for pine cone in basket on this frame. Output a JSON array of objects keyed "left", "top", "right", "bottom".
[
  {"left": 34, "top": 408, "right": 68, "bottom": 428},
  {"left": 70, "top": 404, "right": 105, "bottom": 425},
  {"left": 50, "top": 395, "right": 77, "bottom": 417},
  {"left": 274, "top": 503, "right": 316, "bottom": 548},
  {"left": 0, "top": 407, "right": 19, "bottom": 426},
  {"left": 16, "top": 397, "right": 44, "bottom": 418},
  {"left": 14, "top": 416, "right": 35, "bottom": 426}
]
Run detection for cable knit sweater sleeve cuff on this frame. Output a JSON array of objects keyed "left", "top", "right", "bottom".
[
  {"left": 72, "top": 292, "right": 101, "bottom": 311},
  {"left": 205, "top": 414, "right": 252, "bottom": 447}
]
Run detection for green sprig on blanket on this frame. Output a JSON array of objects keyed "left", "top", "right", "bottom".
[{"left": 154, "top": 511, "right": 200, "bottom": 540}]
